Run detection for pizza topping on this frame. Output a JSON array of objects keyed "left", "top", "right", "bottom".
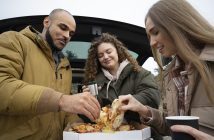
[{"left": 68, "top": 99, "right": 136, "bottom": 133}]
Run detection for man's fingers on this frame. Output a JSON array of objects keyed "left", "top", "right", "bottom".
[
  {"left": 83, "top": 93, "right": 100, "bottom": 118},
  {"left": 90, "top": 95, "right": 101, "bottom": 110},
  {"left": 69, "top": 93, "right": 100, "bottom": 119},
  {"left": 79, "top": 93, "right": 100, "bottom": 120},
  {"left": 81, "top": 107, "right": 95, "bottom": 121},
  {"left": 85, "top": 100, "right": 100, "bottom": 119}
]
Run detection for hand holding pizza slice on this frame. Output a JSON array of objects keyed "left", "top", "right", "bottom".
[
  {"left": 110, "top": 99, "right": 125, "bottom": 129},
  {"left": 69, "top": 99, "right": 134, "bottom": 133}
]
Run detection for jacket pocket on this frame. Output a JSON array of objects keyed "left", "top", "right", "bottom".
[
  {"left": 191, "top": 107, "right": 214, "bottom": 130},
  {"left": 0, "top": 117, "right": 40, "bottom": 140}
]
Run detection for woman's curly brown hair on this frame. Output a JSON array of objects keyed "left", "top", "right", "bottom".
[{"left": 84, "top": 33, "right": 140, "bottom": 84}]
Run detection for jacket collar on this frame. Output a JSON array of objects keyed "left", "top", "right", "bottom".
[
  {"left": 96, "top": 63, "right": 133, "bottom": 84},
  {"left": 20, "top": 26, "right": 52, "bottom": 57},
  {"left": 199, "top": 44, "right": 214, "bottom": 61},
  {"left": 20, "top": 26, "right": 69, "bottom": 68},
  {"left": 163, "top": 44, "right": 214, "bottom": 76}
]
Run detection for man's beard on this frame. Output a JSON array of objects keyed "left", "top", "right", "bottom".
[{"left": 45, "top": 28, "right": 62, "bottom": 52}]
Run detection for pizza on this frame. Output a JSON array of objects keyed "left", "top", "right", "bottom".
[{"left": 68, "top": 99, "right": 136, "bottom": 133}]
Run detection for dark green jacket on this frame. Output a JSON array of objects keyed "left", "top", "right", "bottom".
[{"left": 95, "top": 64, "right": 160, "bottom": 122}]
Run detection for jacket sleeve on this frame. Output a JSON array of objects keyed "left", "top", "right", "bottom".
[
  {"left": 0, "top": 32, "right": 62, "bottom": 115},
  {"left": 142, "top": 106, "right": 170, "bottom": 135},
  {"left": 132, "top": 68, "right": 160, "bottom": 109}
]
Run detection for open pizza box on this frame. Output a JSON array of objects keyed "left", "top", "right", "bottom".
[
  {"left": 63, "top": 99, "right": 151, "bottom": 140},
  {"left": 63, "top": 123, "right": 151, "bottom": 140}
]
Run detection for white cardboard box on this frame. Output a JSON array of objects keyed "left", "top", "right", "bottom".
[{"left": 63, "top": 127, "right": 151, "bottom": 140}]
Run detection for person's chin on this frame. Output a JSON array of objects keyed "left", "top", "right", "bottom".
[
  {"left": 103, "top": 65, "right": 113, "bottom": 70},
  {"left": 162, "top": 53, "right": 171, "bottom": 58},
  {"left": 56, "top": 41, "right": 66, "bottom": 48},
  {"left": 56, "top": 45, "right": 64, "bottom": 51}
]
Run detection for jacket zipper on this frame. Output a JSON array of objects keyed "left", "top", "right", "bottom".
[
  {"left": 55, "top": 59, "right": 60, "bottom": 79},
  {"left": 55, "top": 65, "right": 63, "bottom": 80}
]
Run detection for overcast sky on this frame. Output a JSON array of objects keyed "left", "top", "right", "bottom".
[{"left": 1, "top": 0, "right": 214, "bottom": 27}]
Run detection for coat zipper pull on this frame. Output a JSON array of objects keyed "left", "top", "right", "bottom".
[{"left": 55, "top": 71, "right": 58, "bottom": 79}]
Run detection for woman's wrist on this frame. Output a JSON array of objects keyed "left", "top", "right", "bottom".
[
  {"left": 140, "top": 105, "right": 149, "bottom": 117},
  {"left": 139, "top": 106, "right": 152, "bottom": 123},
  {"left": 139, "top": 106, "right": 151, "bottom": 118}
]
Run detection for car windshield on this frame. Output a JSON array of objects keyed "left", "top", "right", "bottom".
[{"left": 62, "top": 41, "right": 138, "bottom": 59}]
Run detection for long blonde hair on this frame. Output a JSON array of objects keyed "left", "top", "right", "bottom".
[{"left": 145, "top": 0, "right": 214, "bottom": 102}]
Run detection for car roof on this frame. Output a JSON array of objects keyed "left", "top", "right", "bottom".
[{"left": 0, "top": 15, "right": 151, "bottom": 67}]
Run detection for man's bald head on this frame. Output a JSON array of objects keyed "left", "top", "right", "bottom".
[
  {"left": 48, "top": 9, "right": 73, "bottom": 20},
  {"left": 41, "top": 8, "right": 76, "bottom": 51}
]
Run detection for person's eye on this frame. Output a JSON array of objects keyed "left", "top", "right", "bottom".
[
  {"left": 69, "top": 32, "right": 74, "bottom": 37},
  {"left": 59, "top": 24, "right": 67, "bottom": 31},
  {"left": 98, "top": 54, "right": 103, "bottom": 58},
  {"left": 60, "top": 26, "right": 65, "bottom": 30},
  {"left": 152, "top": 30, "right": 159, "bottom": 35},
  {"left": 106, "top": 50, "right": 112, "bottom": 54}
]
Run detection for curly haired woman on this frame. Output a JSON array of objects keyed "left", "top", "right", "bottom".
[{"left": 83, "top": 33, "right": 160, "bottom": 121}]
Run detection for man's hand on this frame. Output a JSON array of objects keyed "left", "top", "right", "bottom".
[
  {"left": 59, "top": 92, "right": 100, "bottom": 121},
  {"left": 171, "top": 125, "right": 214, "bottom": 140}
]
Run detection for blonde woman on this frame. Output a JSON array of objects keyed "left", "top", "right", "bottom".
[{"left": 119, "top": 0, "right": 214, "bottom": 139}]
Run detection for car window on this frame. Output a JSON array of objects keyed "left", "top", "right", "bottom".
[
  {"left": 62, "top": 41, "right": 138, "bottom": 59},
  {"left": 142, "top": 57, "right": 159, "bottom": 76},
  {"left": 62, "top": 41, "right": 90, "bottom": 59}
]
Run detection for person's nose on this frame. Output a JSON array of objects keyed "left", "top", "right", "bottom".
[
  {"left": 150, "top": 36, "right": 157, "bottom": 48},
  {"left": 63, "top": 31, "right": 70, "bottom": 41},
  {"left": 103, "top": 53, "right": 109, "bottom": 59}
]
